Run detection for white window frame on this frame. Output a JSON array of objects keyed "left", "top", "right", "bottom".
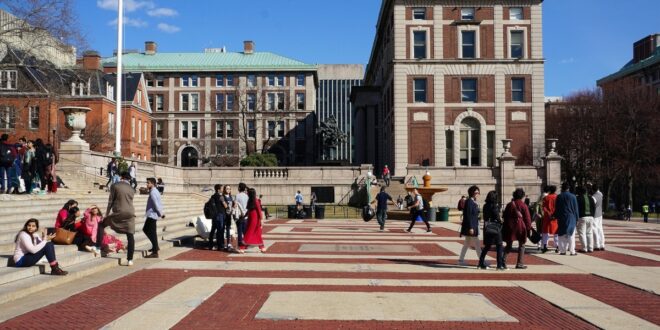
[
  {"left": 277, "top": 121, "right": 285, "bottom": 137},
  {"left": 181, "top": 75, "right": 198, "bottom": 87},
  {"left": 180, "top": 92, "right": 200, "bottom": 111},
  {"left": 267, "top": 121, "right": 276, "bottom": 138},
  {"left": 461, "top": 7, "right": 475, "bottom": 20},
  {"left": 216, "top": 120, "right": 224, "bottom": 138},
  {"left": 215, "top": 74, "right": 224, "bottom": 87},
  {"left": 138, "top": 118, "right": 142, "bottom": 143},
  {"left": 296, "top": 74, "right": 305, "bottom": 87},
  {"left": 461, "top": 78, "right": 478, "bottom": 103},
  {"left": 156, "top": 94, "right": 164, "bottom": 111},
  {"left": 277, "top": 92, "right": 285, "bottom": 110},
  {"left": 509, "top": 7, "right": 523, "bottom": 20},
  {"left": 226, "top": 121, "right": 234, "bottom": 138},
  {"left": 508, "top": 27, "right": 527, "bottom": 59},
  {"left": 108, "top": 113, "right": 115, "bottom": 134},
  {"left": 0, "top": 105, "right": 16, "bottom": 129},
  {"left": 131, "top": 117, "right": 136, "bottom": 138},
  {"left": 247, "top": 93, "right": 256, "bottom": 111},
  {"left": 267, "top": 93, "right": 276, "bottom": 111},
  {"left": 412, "top": 7, "right": 426, "bottom": 20},
  {"left": 29, "top": 106, "right": 39, "bottom": 129},
  {"left": 0, "top": 70, "right": 17, "bottom": 90},
  {"left": 247, "top": 74, "right": 256, "bottom": 87},
  {"left": 155, "top": 77, "right": 164, "bottom": 87},
  {"left": 267, "top": 75, "right": 275, "bottom": 86},
  {"left": 459, "top": 118, "right": 481, "bottom": 166},
  {"left": 136, "top": 89, "right": 142, "bottom": 106},
  {"left": 412, "top": 30, "right": 427, "bottom": 59},
  {"left": 409, "top": 27, "right": 430, "bottom": 59},
  {"left": 458, "top": 25, "right": 480, "bottom": 59},
  {"left": 106, "top": 82, "right": 114, "bottom": 100},
  {"left": 226, "top": 75, "right": 234, "bottom": 87},
  {"left": 144, "top": 123, "right": 148, "bottom": 143},
  {"left": 226, "top": 94, "right": 234, "bottom": 111},
  {"left": 216, "top": 94, "right": 224, "bottom": 111},
  {"left": 296, "top": 92, "right": 305, "bottom": 110},
  {"left": 247, "top": 120, "right": 256, "bottom": 138},
  {"left": 180, "top": 120, "right": 199, "bottom": 139},
  {"left": 277, "top": 75, "right": 285, "bottom": 87}
]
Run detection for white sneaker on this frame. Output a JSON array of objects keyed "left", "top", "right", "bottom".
[{"left": 127, "top": 260, "right": 134, "bottom": 266}]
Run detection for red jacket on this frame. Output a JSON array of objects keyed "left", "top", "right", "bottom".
[{"left": 502, "top": 199, "right": 532, "bottom": 243}]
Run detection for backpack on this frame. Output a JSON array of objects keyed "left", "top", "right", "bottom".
[
  {"left": 457, "top": 198, "right": 466, "bottom": 211},
  {"left": 203, "top": 197, "right": 217, "bottom": 219},
  {"left": 508, "top": 201, "right": 523, "bottom": 224},
  {"left": 0, "top": 144, "right": 12, "bottom": 167}
]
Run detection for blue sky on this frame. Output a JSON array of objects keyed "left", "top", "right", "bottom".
[{"left": 77, "top": 0, "right": 660, "bottom": 97}]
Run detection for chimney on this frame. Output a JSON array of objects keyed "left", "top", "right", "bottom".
[
  {"left": 145, "top": 41, "right": 157, "bottom": 55},
  {"left": 633, "top": 34, "right": 658, "bottom": 64},
  {"left": 81, "top": 50, "right": 101, "bottom": 71},
  {"left": 243, "top": 40, "right": 254, "bottom": 54}
]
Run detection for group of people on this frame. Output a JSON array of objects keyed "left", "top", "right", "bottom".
[
  {"left": 206, "top": 182, "right": 266, "bottom": 253},
  {"left": 12, "top": 171, "right": 166, "bottom": 274},
  {"left": 371, "top": 186, "right": 431, "bottom": 233},
  {"left": 105, "top": 159, "right": 164, "bottom": 193},
  {"left": 0, "top": 134, "right": 59, "bottom": 194},
  {"left": 457, "top": 181, "right": 606, "bottom": 270}
]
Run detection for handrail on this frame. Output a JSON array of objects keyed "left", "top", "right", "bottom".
[{"left": 336, "top": 175, "right": 368, "bottom": 206}]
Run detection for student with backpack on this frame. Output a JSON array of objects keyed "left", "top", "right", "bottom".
[
  {"left": 406, "top": 188, "right": 431, "bottom": 233},
  {"left": 206, "top": 184, "right": 227, "bottom": 251}
]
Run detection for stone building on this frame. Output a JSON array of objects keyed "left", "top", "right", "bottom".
[
  {"left": 102, "top": 41, "right": 318, "bottom": 167},
  {"left": 353, "top": 0, "right": 554, "bottom": 205}
]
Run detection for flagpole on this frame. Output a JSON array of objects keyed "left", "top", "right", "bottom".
[{"left": 115, "top": 0, "right": 123, "bottom": 155}]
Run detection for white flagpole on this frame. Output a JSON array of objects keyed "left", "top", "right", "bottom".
[{"left": 115, "top": 0, "right": 124, "bottom": 154}]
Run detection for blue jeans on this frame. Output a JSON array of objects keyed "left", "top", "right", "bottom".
[
  {"left": 208, "top": 213, "right": 225, "bottom": 249},
  {"left": 0, "top": 166, "right": 8, "bottom": 192},
  {"left": 16, "top": 241, "right": 57, "bottom": 267},
  {"left": 236, "top": 218, "right": 247, "bottom": 247},
  {"left": 376, "top": 208, "right": 387, "bottom": 229},
  {"left": 224, "top": 215, "right": 232, "bottom": 247}
]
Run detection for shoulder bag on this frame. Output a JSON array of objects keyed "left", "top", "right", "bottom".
[{"left": 52, "top": 227, "right": 76, "bottom": 245}]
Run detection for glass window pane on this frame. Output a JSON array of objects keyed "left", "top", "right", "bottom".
[
  {"left": 462, "top": 31, "right": 475, "bottom": 58},
  {"left": 461, "top": 8, "right": 475, "bottom": 20},
  {"left": 413, "top": 8, "right": 426, "bottom": 20},
  {"left": 511, "top": 31, "right": 524, "bottom": 58},
  {"left": 413, "top": 31, "right": 426, "bottom": 59},
  {"left": 510, "top": 7, "right": 523, "bottom": 20},
  {"left": 414, "top": 79, "right": 427, "bottom": 102}
]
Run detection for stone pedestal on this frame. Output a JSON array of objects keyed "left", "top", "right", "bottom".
[
  {"left": 58, "top": 106, "right": 92, "bottom": 170},
  {"left": 497, "top": 139, "right": 517, "bottom": 206},
  {"left": 543, "top": 138, "right": 563, "bottom": 188}
]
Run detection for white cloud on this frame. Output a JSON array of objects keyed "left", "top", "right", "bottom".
[
  {"left": 97, "top": 0, "right": 155, "bottom": 12},
  {"left": 107, "top": 17, "right": 149, "bottom": 28},
  {"left": 157, "top": 23, "right": 180, "bottom": 33},
  {"left": 147, "top": 8, "right": 178, "bottom": 17}
]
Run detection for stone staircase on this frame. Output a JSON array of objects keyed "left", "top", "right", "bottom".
[{"left": 0, "top": 171, "right": 206, "bottom": 303}]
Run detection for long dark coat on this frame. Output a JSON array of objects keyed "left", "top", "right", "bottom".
[
  {"left": 555, "top": 191, "right": 579, "bottom": 236},
  {"left": 502, "top": 199, "right": 532, "bottom": 243},
  {"left": 104, "top": 181, "right": 136, "bottom": 234},
  {"left": 460, "top": 198, "right": 480, "bottom": 237}
]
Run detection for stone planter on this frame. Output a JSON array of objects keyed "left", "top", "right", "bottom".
[{"left": 60, "top": 106, "right": 91, "bottom": 143}]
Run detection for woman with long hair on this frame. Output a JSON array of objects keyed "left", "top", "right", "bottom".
[
  {"left": 55, "top": 199, "right": 78, "bottom": 229},
  {"left": 81, "top": 205, "right": 104, "bottom": 255},
  {"left": 13, "top": 219, "right": 68, "bottom": 275},
  {"left": 239, "top": 188, "right": 266, "bottom": 253},
  {"left": 478, "top": 191, "right": 505, "bottom": 270}
]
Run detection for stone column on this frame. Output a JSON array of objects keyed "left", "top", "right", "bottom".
[
  {"left": 543, "top": 138, "right": 563, "bottom": 188},
  {"left": 497, "top": 139, "right": 516, "bottom": 206}
]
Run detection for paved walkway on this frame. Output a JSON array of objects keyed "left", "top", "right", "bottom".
[{"left": 0, "top": 218, "right": 659, "bottom": 329}]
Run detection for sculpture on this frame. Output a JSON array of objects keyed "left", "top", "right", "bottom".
[{"left": 317, "top": 115, "right": 347, "bottom": 159}]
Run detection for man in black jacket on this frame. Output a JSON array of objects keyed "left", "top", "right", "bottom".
[
  {"left": 208, "top": 184, "right": 227, "bottom": 250},
  {"left": 575, "top": 186, "right": 596, "bottom": 253}
]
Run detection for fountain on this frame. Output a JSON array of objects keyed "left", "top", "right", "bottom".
[{"left": 404, "top": 171, "right": 448, "bottom": 206}]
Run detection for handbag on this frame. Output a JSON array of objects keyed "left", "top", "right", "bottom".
[
  {"left": 52, "top": 227, "right": 76, "bottom": 245},
  {"left": 484, "top": 220, "right": 502, "bottom": 236},
  {"left": 528, "top": 228, "right": 542, "bottom": 244}
]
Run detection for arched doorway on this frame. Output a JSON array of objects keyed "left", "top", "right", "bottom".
[{"left": 181, "top": 146, "right": 199, "bottom": 167}]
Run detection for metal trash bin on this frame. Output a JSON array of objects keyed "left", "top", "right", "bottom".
[
  {"left": 427, "top": 207, "right": 437, "bottom": 222},
  {"left": 315, "top": 205, "right": 325, "bottom": 219},
  {"left": 287, "top": 205, "right": 297, "bottom": 219},
  {"left": 437, "top": 207, "right": 450, "bottom": 222}
]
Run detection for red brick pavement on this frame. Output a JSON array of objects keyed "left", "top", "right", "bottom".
[
  {"left": 587, "top": 250, "right": 660, "bottom": 267},
  {"left": 618, "top": 246, "right": 660, "bottom": 255},
  {"left": 265, "top": 242, "right": 454, "bottom": 256}
]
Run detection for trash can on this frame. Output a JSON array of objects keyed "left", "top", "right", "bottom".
[
  {"left": 315, "top": 205, "right": 325, "bottom": 219},
  {"left": 287, "top": 205, "right": 297, "bottom": 219},
  {"left": 427, "top": 207, "right": 437, "bottom": 222},
  {"left": 437, "top": 207, "right": 450, "bottom": 222},
  {"left": 303, "top": 206, "right": 313, "bottom": 219}
]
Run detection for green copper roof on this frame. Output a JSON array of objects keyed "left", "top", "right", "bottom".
[
  {"left": 598, "top": 46, "right": 660, "bottom": 85},
  {"left": 102, "top": 51, "right": 317, "bottom": 72}
]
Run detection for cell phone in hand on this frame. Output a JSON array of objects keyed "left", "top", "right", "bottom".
[{"left": 46, "top": 228, "right": 56, "bottom": 235}]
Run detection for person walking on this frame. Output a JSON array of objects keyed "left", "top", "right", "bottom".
[
  {"left": 144, "top": 177, "right": 164, "bottom": 258},
  {"left": 382, "top": 165, "right": 391, "bottom": 187},
  {"left": 103, "top": 172, "right": 136, "bottom": 266},
  {"left": 234, "top": 183, "right": 249, "bottom": 249},
  {"left": 129, "top": 162, "right": 137, "bottom": 191},
  {"left": 478, "top": 191, "right": 505, "bottom": 270},
  {"left": 240, "top": 188, "right": 266, "bottom": 253},
  {"left": 502, "top": 188, "right": 532, "bottom": 269},
  {"left": 208, "top": 184, "right": 227, "bottom": 251},
  {"left": 295, "top": 190, "right": 303, "bottom": 209},
  {"left": 372, "top": 186, "right": 394, "bottom": 231},
  {"left": 105, "top": 158, "right": 117, "bottom": 189},
  {"left": 458, "top": 185, "right": 482, "bottom": 267},
  {"left": 589, "top": 184, "right": 606, "bottom": 251},
  {"left": 406, "top": 188, "right": 431, "bottom": 233},
  {"left": 576, "top": 186, "right": 595, "bottom": 253},
  {"left": 541, "top": 185, "right": 559, "bottom": 253},
  {"left": 555, "top": 182, "right": 579, "bottom": 256},
  {"left": 642, "top": 201, "right": 650, "bottom": 223}
]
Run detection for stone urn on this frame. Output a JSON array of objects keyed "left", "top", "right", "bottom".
[
  {"left": 502, "top": 139, "right": 513, "bottom": 154},
  {"left": 422, "top": 171, "right": 432, "bottom": 188},
  {"left": 60, "top": 106, "right": 91, "bottom": 143}
]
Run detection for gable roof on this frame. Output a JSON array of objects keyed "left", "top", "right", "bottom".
[
  {"left": 103, "top": 72, "right": 143, "bottom": 103},
  {"left": 102, "top": 51, "right": 317, "bottom": 72}
]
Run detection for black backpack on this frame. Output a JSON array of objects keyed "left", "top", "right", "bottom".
[
  {"left": 0, "top": 144, "right": 13, "bottom": 167},
  {"left": 204, "top": 197, "right": 217, "bottom": 219}
]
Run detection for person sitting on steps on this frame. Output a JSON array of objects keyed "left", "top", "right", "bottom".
[{"left": 13, "top": 218, "right": 68, "bottom": 275}]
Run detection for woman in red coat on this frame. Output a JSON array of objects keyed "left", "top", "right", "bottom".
[
  {"left": 502, "top": 188, "right": 532, "bottom": 269},
  {"left": 239, "top": 188, "right": 266, "bottom": 253},
  {"left": 541, "top": 185, "right": 558, "bottom": 253}
]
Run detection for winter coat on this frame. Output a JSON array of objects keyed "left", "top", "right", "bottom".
[
  {"left": 460, "top": 198, "right": 480, "bottom": 237},
  {"left": 555, "top": 191, "right": 579, "bottom": 236},
  {"left": 502, "top": 199, "right": 532, "bottom": 243}
]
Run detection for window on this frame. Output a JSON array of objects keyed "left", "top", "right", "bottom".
[
  {"left": 277, "top": 121, "right": 285, "bottom": 137},
  {"left": 487, "top": 131, "right": 495, "bottom": 167},
  {"left": 71, "top": 82, "right": 88, "bottom": 96},
  {"left": 445, "top": 130, "right": 453, "bottom": 166},
  {"left": 180, "top": 93, "right": 199, "bottom": 111},
  {"left": 131, "top": 117, "right": 136, "bottom": 138},
  {"left": 226, "top": 121, "right": 234, "bottom": 138},
  {"left": 277, "top": 92, "right": 285, "bottom": 110},
  {"left": 155, "top": 77, "right": 164, "bottom": 87},
  {"left": 108, "top": 113, "right": 115, "bottom": 134},
  {"left": 226, "top": 75, "right": 234, "bottom": 87},
  {"left": 412, "top": 7, "right": 426, "bottom": 20},
  {"left": 511, "top": 78, "right": 525, "bottom": 102},
  {"left": 156, "top": 94, "right": 164, "bottom": 111},
  {"left": 147, "top": 79, "right": 153, "bottom": 87},
  {"left": 461, "top": 8, "right": 475, "bottom": 20},
  {"left": 216, "top": 94, "right": 224, "bottom": 111},
  {"left": 216, "top": 121, "right": 224, "bottom": 138},
  {"left": 138, "top": 119, "right": 142, "bottom": 143},
  {"left": 267, "top": 93, "right": 276, "bottom": 110},
  {"left": 226, "top": 144, "right": 234, "bottom": 155},
  {"left": 510, "top": 31, "right": 524, "bottom": 58},
  {"left": 180, "top": 121, "right": 198, "bottom": 139},
  {"left": 267, "top": 121, "right": 276, "bottom": 138},
  {"left": 267, "top": 121, "right": 285, "bottom": 138},
  {"left": 461, "top": 78, "right": 477, "bottom": 102},
  {"left": 296, "top": 74, "right": 305, "bottom": 86},
  {"left": 247, "top": 74, "right": 256, "bottom": 87},
  {"left": 0, "top": 106, "right": 16, "bottom": 129},
  {"left": 267, "top": 75, "right": 275, "bottom": 86},
  {"left": 0, "top": 70, "right": 17, "bottom": 90},
  {"left": 144, "top": 123, "right": 148, "bottom": 143},
  {"left": 247, "top": 93, "right": 256, "bottom": 111},
  {"left": 413, "top": 78, "right": 427, "bottom": 103},
  {"left": 226, "top": 94, "right": 234, "bottom": 111},
  {"left": 181, "top": 75, "right": 198, "bottom": 87},
  {"left": 216, "top": 75, "right": 224, "bottom": 87},
  {"left": 155, "top": 121, "right": 163, "bottom": 138},
  {"left": 277, "top": 75, "right": 285, "bottom": 86},
  {"left": 296, "top": 92, "right": 305, "bottom": 110},
  {"left": 461, "top": 31, "right": 476, "bottom": 58},
  {"left": 106, "top": 82, "right": 114, "bottom": 100},
  {"left": 29, "top": 106, "right": 39, "bottom": 129},
  {"left": 136, "top": 89, "right": 142, "bottom": 106},
  {"left": 510, "top": 7, "right": 523, "bottom": 20},
  {"left": 413, "top": 31, "right": 427, "bottom": 59},
  {"left": 247, "top": 120, "right": 256, "bottom": 138},
  {"left": 459, "top": 118, "right": 480, "bottom": 166}
]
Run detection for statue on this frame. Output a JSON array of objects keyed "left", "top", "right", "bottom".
[{"left": 317, "top": 115, "right": 347, "bottom": 160}]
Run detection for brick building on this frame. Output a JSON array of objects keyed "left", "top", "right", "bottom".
[
  {"left": 353, "top": 0, "right": 546, "bottom": 175},
  {"left": 102, "top": 41, "right": 318, "bottom": 167},
  {"left": 597, "top": 34, "right": 660, "bottom": 93}
]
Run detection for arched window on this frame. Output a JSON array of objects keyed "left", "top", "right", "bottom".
[{"left": 460, "top": 118, "right": 480, "bottom": 166}]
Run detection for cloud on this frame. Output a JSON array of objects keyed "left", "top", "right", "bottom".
[
  {"left": 97, "top": 0, "right": 155, "bottom": 12},
  {"left": 147, "top": 7, "right": 178, "bottom": 17},
  {"left": 107, "top": 16, "right": 149, "bottom": 28},
  {"left": 157, "top": 23, "right": 181, "bottom": 33},
  {"left": 559, "top": 57, "right": 576, "bottom": 64}
]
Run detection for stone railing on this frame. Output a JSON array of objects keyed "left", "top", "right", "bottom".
[{"left": 254, "top": 168, "right": 289, "bottom": 179}]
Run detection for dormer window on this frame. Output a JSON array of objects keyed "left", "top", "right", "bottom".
[
  {"left": 71, "top": 81, "right": 89, "bottom": 96},
  {"left": 461, "top": 8, "right": 475, "bottom": 20},
  {"left": 106, "top": 82, "right": 114, "bottom": 100},
  {"left": 0, "top": 70, "right": 17, "bottom": 90}
]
